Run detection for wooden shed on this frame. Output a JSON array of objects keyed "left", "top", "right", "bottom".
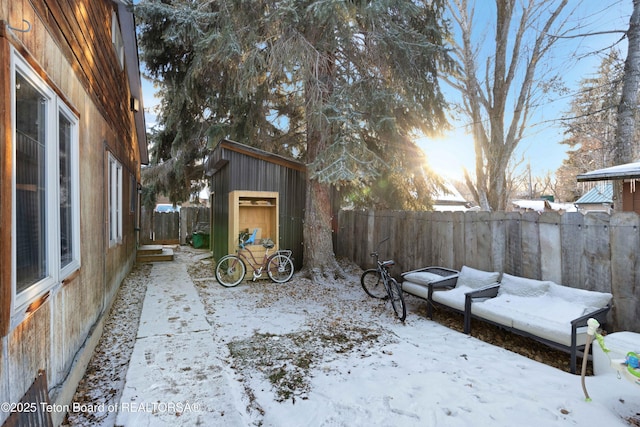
[
  {"left": 577, "top": 162, "right": 640, "bottom": 214},
  {"left": 205, "top": 139, "right": 306, "bottom": 269},
  {"left": 0, "top": 1, "right": 146, "bottom": 424}
]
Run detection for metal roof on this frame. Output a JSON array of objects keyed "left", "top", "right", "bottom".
[{"left": 575, "top": 183, "right": 613, "bottom": 204}]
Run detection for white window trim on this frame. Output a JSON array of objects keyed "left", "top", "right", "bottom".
[
  {"left": 58, "top": 101, "right": 81, "bottom": 280},
  {"left": 11, "top": 48, "right": 81, "bottom": 317},
  {"left": 108, "top": 153, "right": 123, "bottom": 246}
]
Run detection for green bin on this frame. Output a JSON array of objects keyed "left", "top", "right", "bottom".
[{"left": 192, "top": 232, "right": 210, "bottom": 249}]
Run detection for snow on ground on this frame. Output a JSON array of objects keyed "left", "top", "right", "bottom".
[{"left": 67, "top": 247, "right": 640, "bottom": 427}]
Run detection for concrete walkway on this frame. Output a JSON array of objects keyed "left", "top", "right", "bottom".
[{"left": 116, "top": 260, "right": 246, "bottom": 426}]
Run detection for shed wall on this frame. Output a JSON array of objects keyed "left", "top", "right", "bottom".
[{"left": 210, "top": 142, "right": 305, "bottom": 269}]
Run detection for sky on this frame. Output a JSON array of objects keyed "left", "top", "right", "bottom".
[
  {"left": 138, "top": 0, "right": 633, "bottom": 182},
  {"left": 417, "top": 0, "right": 632, "bottom": 181}
]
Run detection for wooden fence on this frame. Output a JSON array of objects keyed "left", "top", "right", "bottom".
[
  {"left": 336, "top": 209, "right": 640, "bottom": 333},
  {"left": 141, "top": 207, "right": 210, "bottom": 246}
]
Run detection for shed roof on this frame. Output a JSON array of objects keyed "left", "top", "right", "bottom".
[
  {"left": 205, "top": 139, "right": 306, "bottom": 176},
  {"left": 575, "top": 183, "right": 613, "bottom": 205},
  {"left": 576, "top": 162, "right": 640, "bottom": 182}
]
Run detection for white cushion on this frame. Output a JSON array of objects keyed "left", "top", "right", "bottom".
[
  {"left": 401, "top": 281, "right": 430, "bottom": 299},
  {"left": 431, "top": 286, "right": 472, "bottom": 311},
  {"left": 456, "top": 266, "right": 500, "bottom": 290},
  {"left": 498, "top": 274, "right": 551, "bottom": 297},
  {"left": 512, "top": 316, "right": 580, "bottom": 347},
  {"left": 548, "top": 283, "right": 612, "bottom": 309},
  {"left": 471, "top": 301, "right": 515, "bottom": 327},
  {"left": 402, "top": 271, "right": 447, "bottom": 286}
]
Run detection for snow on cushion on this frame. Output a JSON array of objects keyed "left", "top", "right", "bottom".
[
  {"left": 401, "top": 281, "right": 430, "bottom": 299},
  {"left": 402, "top": 271, "right": 448, "bottom": 286},
  {"left": 512, "top": 316, "right": 580, "bottom": 347},
  {"left": 455, "top": 266, "right": 500, "bottom": 290},
  {"left": 498, "top": 274, "right": 551, "bottom": 298},
  {"left": 431, "top": 286, "right": 472, "bottom": 311},
  {"left": 471, "top": 300, "right": 515, "bottom": 328},
  {"left": 548, "top": 283, "right": 612, "bottom": 309}
]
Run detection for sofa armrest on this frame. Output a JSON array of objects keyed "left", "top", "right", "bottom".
[
  {"left": 570, "top": 304, "right": 611, "bottom": 330},
  {"left": 463, "top": 283, "right": 500, "bottom": 316},
  {"left": 467, "top": 284, "right": 500, "bottom": 300},
  {"left": 425, "top": 276, "right": 460, "bottom": 302},
  {"left": 428, "top": 276, "right": 460, "bottom": 290},
  {"left": 568, "top": 304, "right": 612, "bottom": 374},
  {"left": 401, "top": 266, "right": 459, "bottom": 278},
  {"left": 462, "top": 284, "right": 500, "bottom": 334}
]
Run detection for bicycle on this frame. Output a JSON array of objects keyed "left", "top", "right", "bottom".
[
  {"left": 360, "top": 237, "right": 406, "bottom": 321},
  {"left": 215, "top": 228, "right": 295, "bottom": 287}
]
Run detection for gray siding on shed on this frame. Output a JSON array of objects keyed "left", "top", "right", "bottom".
[{"left": 207, "top": 139, "right": 305, "bottom": 268}]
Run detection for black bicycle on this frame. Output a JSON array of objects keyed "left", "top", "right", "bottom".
[{"left": 360, "top": 237, "right": 406, "bottom": 321}]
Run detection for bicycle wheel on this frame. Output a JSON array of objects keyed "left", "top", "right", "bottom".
[
  {"left": 267, "top": 254, "right": 294, "bottom": 283},
  {"left": 361, "top": 269, "right": 388, "bottom": 299},
  {"left": 388, "top": 278, "right": 407, "bottom": 322},
  {"left": 215, "top": 255, "right": 246, "bottom": 287}
]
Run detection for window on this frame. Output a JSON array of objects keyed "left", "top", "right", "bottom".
[
  {"left": 12, "top": 50, "right": 80, "bottom": 312},
  {"left": 108, "top": 154, "right": 123, "bottom": 246},
  {"left": 130, "top": 174, "right": 137, "bottom": 213},
  {"left": 111, "top": 11, "right": 124, "bottom": 69}
]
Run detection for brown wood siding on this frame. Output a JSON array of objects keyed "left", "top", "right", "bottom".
[
  {"left": 29, "top": 0, "right": 135, "bottom": 150},
  {"left": 1, "top": 2, "right": 142, "bottom": 421},
  {"left": 622, "top": 182, "right": 640, "bottom": 214}
]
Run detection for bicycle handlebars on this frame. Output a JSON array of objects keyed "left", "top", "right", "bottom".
[{"left": 370, "top": 237, "right": 390, "bottom": 257}]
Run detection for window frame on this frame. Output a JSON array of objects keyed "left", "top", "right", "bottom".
[
  {"left": 108, "top": 153, "right": 123, "bottom": 246},
  {"left": 11, "top": 49, "right": 81, "bottom": 316},
  {"left": 57, "top": 101, "right": 81, "bottom": 279},
  {"left": 111, "top": 11, "right": 125, "bottom": 70}
]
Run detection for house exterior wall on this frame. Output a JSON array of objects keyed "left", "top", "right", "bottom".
[
  {"left": 0, "top": 1, "right": 144, "bottom": 424},
  {"left": 208, "top": 140, "right": 305, "bottom": 269}
]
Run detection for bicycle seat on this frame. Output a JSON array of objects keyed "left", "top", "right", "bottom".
[
  {"left": 381, "top": 260, "right": 395, "bottom": 268},
  {"left": 262, "top": 238, "right": 275, "bottom": 249}
]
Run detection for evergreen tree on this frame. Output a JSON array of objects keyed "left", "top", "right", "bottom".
[{"left": 135, "top": 0, "right": 453, "bottom": 277}]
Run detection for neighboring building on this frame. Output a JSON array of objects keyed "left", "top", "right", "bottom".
[
  {"left": 577, "top": 162, "right": 640, "bottom": 214},
  {"left": 432, "top": 182, "right": 474, "bottom": 212},
  {"left": 0, "top": 1, "right": 147, "bottom": 424},
  {"left": 574, "top": 183, "right": 614, "bottom": 214},
  {"left": 205, "top": 139, "right": 306, "bottom": 269},
  {"left": 511, "top": 199, "right": 577, "bottom": 213}
]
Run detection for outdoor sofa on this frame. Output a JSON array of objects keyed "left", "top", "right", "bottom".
[{"left": 401, "top": 266, "right": 613, "bottom": 374}]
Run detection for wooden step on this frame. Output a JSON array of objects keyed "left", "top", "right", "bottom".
[
  {"left": 137, "top": 244, "right": 164, "bottom": 255},
  {"left": 137, "top": 247, "right": 174, "bottom": 263}
]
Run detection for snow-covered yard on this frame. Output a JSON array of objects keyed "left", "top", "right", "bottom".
[{"left": 66, "top": 247, "right": 640, "bottom": 426}]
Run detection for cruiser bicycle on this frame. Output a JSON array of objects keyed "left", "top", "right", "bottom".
[{"left": 215, "top": 228, "right": 294, "bottom": 287}]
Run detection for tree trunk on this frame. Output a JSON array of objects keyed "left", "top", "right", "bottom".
[
  {"left": 450, "top": 0, "right": 568, "bottom": 211},
  {"left": 301, "top": 47, "right": 343, "bottom": 279},
  {"left": 613, "top": 0, "right": 640, "bottom": 210},
  {"left": 302, "top": 178, "right": 342, "bottom": 279}
]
